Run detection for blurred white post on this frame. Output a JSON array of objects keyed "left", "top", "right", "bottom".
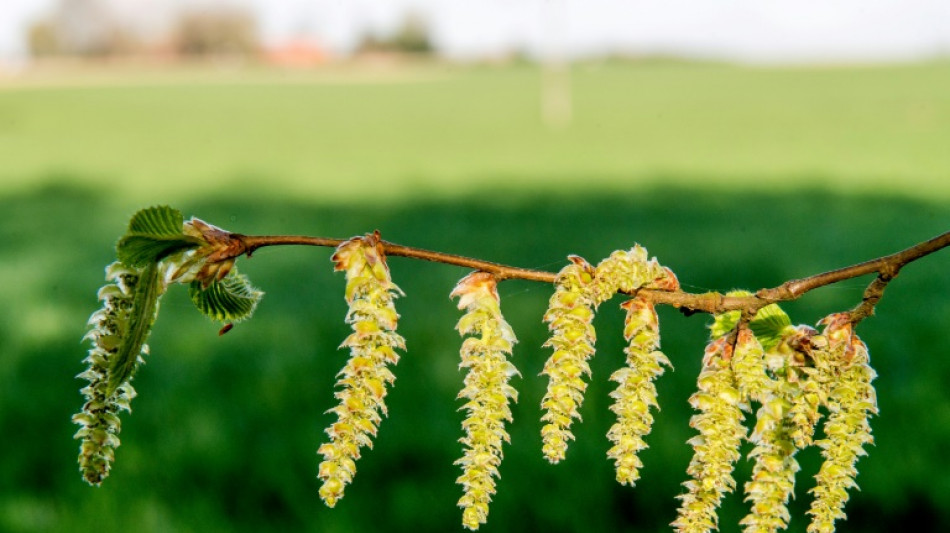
[{"left": 540, "top": 0, "right": 572, "bottom": 129}]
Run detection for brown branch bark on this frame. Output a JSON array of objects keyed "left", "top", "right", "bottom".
[
  {"left": 233, "top": 229, "right": 950, "bottom": 323},
  {"left": 238, "top": 234, "right": 559, "bottom": 283}
]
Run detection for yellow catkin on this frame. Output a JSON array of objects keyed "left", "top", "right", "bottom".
[
  {"left": 673, "top": 336, "right": 748, "bottom": 533},
  {"left": 539, "top": 256, "right": 597, "bottom": 463},
  {"left": 806, "top": 314, "right": 878, "bottom": 533},
  {"left": 742, "top": 395, "right": 799, "bottom": 533},
  {"left": 739, "top": 328, "right": 799, "bottom": 533},
  {"left": 540, "top": 246, "right": 677, "bottom": 464},
  {"left": 732, "top": 328, "right": 771, "bottom": 405},
  {"left": 774, "top": 325, "right": 827, "bottom": 450},
  {"left": 590, "top": 246, "right": 678, "bottom": 303},
  {"left": 452, "top": 272, "right": 519, "bottom": 531},
  {"left": 606, "top": 296, "right": 671, "bottom": 486},
  {"left": 317, "top": 232, "right": 405, "bottom": 508}
]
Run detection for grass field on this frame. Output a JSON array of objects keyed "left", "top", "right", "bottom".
[
  {"left": 2, "top": 60, "right": 950, "bottom": 205},
  {"left": 1, "top": 61, "right": 949, "bottom": 533}
]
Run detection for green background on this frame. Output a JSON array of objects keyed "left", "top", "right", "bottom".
[{"left": 1, "top": 61, "right": 948, "bottom": 532}]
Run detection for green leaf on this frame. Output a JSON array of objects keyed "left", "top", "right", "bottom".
[
  {"left": 189, "top": 268, "right": 263, "bottom": 322},
  {"left": 709, "top": 290, "right": 753, "bottom": 339},
  {"left": 750, "top": 303, "right": 793, "bottom": 351},
  {"left": 710, "top": 310, "right": 740, "bottom": 339},
  {"left": 128, "top": 205, "right": 183, "bottom": 235},
  {"left": 116, "top": 206, "right": 203, "bottom": 267},
  {"left": 107, "top": 261, "right": 164, "bottom": 395}
]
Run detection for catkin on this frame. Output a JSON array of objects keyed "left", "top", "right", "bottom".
[
  {"left": 673, "top": 337, "right": 748, "bottom": 533},
  {"left": 73, "top": 262, "right": 145, "bottom": 486},
  {"left": 806, "top": 314, "right": 878, "bottom": 533},
  {"left": 739, "top": 327, "right": 800, "bottom": 533},
  {"left": 605, "top": 296, "right": 671, "bottom": 486},
  {"left": 452, "top": 272, "right": 519, "bottom": 531},
  {"left": 540, "top": 246, "right": 677, "bottom": 463},
  {"left": 318, "top": 233, "right": 405, "bottom": 508},
  {"left": 539, "top": 256, "right": 598, "bottom": 463}
]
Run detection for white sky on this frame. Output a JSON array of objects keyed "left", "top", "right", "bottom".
[{"left": 1, "top": 0, "right": 949, "bottom": 63}]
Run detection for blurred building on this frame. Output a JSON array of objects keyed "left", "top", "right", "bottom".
[{"left": 263, "top": 39, "right": 328, "bottom": 68}]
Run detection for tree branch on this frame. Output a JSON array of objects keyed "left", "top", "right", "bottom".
[
  {"left": 233, "top": 229, "right": 950, "bottom": 322},
  {"left": 238, "top": 234, "right": 559, "bottom": 283}
]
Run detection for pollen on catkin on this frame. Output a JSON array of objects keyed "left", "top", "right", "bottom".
[
  {"left": 539, "top": 256, "right": 597, "bottom": 463},
  {"left": 590, "top": 246, "right": 677, "bottom": 303},
  {"left": 806, "top": 314, "right": 878, "bottom": 533},
  {"left": 606, "top": 296, "right": 671, "bottom": 486},
  {"left": 673, "top": 336, "right": 748, "bottom": 533},
  {"left": 317, "top": 232, "right": 406, "bottom": 508},
  {"left": 739, "top": 328, "right": 801, "bottom": 533},
  {"left": 732, "top": 328, "right": 771, "bottom": 406},
  {"left": 452, "top": 272, "right": 519, "bottom": 531},
  {"left": 73, "top": 262, "right": 143, "bottom": 485},
  {"left": 742, "top": 392, "right": 799, "bottom": 533},
  {"left": 775, "top": 325, "right": 826, "bottom": 450}
]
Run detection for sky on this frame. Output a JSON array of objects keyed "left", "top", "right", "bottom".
[{"left": 1, "top": 0, "right": 949, "bottom": 63}]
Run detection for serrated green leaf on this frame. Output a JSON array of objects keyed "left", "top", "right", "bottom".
[
  {"left": 189, "top": 268, "right": 263, "bottom": 322},
  {"left": 128, "top": 205, "right": 183, "bottom": 236},
  {"left": 750, "top": 303, "right": 793, "bottom": 351},
  {"left": 116, "top": 206, "right": 204, "bottom": 267},
  {"left": 107, "top": 261, "right": 164, "bottom": 395},
  {"left": 116, "top": 236, "right": 200, "bottom": 267}
]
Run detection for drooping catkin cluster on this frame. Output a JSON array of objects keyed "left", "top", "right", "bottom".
[
  {"left": 317, "top": 232, "right": 406, "bottom": 508},
  {"left": 606, "top": 296, "right": 671, "bottom": 486},
  {"left": 75, "top": 211, "right": 890, "bottom": 533},
  {"left": 673, "top": 336, "right": 749, "bottom": 533},
  {"left": 540, "top": 246, "right": 676, "bottom": 465},
  {"left": 806, "top": 314, "right": 878, "bottom": 533},
  {"left": 452, "top": 272, "right": 520, "bottom": 531},
  {"left": 74, "top": 262, "right": 147, "bottom": 485},
  {"left": 672, "top": 306, "right": 878, "bottom": 533}
]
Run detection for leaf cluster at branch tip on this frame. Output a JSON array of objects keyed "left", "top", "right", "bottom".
[
  {"left": 116, "top": 205, "right": 203, "bottom": 267},
  {"left": 74, "top": 206, "right": 265, "bottom": 486}
]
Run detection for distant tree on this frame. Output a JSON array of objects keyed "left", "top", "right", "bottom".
[
  {"left": 358, "top": 12, "right": 434, "bottom": 56},
  {"left": 27, "top": 0, "right": 140, "bottom": 57},
  {"left": 27, "top": 20, "right": 59, "bottom": 57},
  {"left": 172, "top": 8, "right": 259, "bottom": 57}
]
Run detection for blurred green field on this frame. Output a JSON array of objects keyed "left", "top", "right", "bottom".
[
  {"left": 1, "top": 61, "right": 949, "bottom": 533},
  {"left": 2, "top": 61, "right": 950, "bottom": 205}
]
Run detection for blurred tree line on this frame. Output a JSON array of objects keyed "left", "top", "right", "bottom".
[
  {"left": 26, "top": 0, "right": 436, "bottom": 60},
  {"left": 27, "top": 0, "right": 258, "bottom": 59},
  {"left": 356, "top": 13, "right": 434, "bottom": 56}
]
